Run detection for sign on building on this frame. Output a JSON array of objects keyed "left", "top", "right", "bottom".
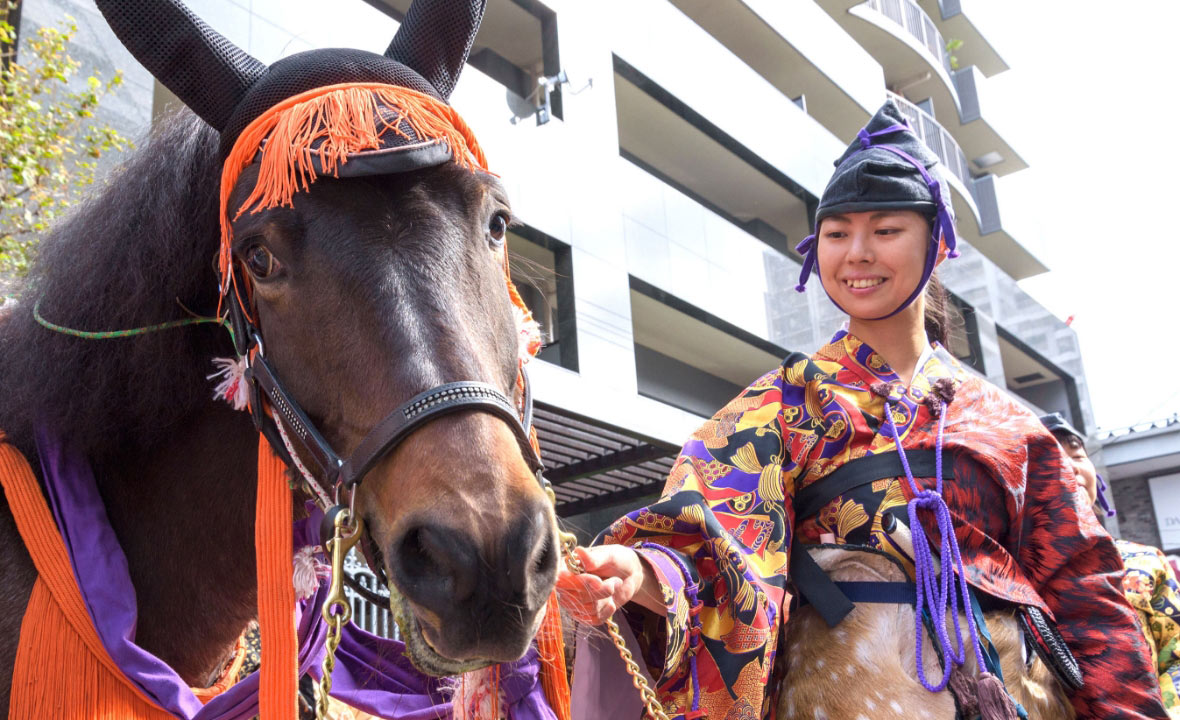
[{"left": 1149, "top": 473, "right": 1180, "bottom": 550}]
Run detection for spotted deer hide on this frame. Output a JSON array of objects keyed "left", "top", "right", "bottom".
[{"left": 776, "top": 547, "right": 1075, "bottom": 720}]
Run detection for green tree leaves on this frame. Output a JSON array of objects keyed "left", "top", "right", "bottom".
[{"left": 0, "top": 9, "right": 131, "bottom": 276}]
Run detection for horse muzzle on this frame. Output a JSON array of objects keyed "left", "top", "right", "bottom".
[{"left": 385, "top": 500, "right": 558, "bottom": 676}]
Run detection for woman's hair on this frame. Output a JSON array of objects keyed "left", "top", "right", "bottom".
[
  {"left": 924, "top": 272, "right": 953, "bottom": 346},
  {"left": 919, "top": 210, "right": 957, "bottom": 346}
]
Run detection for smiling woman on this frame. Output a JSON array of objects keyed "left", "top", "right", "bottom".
[
  {"left": 815, "top": 209, "right": 941, "bottom": 384},
  {"left": 564, "top": 100, "right": 1169, "bottom": 720}
]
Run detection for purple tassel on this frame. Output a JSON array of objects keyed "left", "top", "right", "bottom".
[
  {"left": 977, "top": 672, "right": 1019, "bottom": 720},
  {"left": 948, "top": 664, "right": 979, "bottom": 716}
]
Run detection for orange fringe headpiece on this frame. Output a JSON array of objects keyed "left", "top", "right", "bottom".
[
  {"left": 220, "top": 83, "right": 565, "bottom": 720},
  {"left": 217, "top": 81, "right": 489, "bottom": 297}
]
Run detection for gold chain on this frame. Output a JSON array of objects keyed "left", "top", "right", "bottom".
[
  {"left": 317, "top": 508, "right": 363, "bottom": 720},
  {"left": 312, "top": 490, "right": 670, "bottom": 720},
  {"left": 549, "top": 489, "right": 670, "bottom": 720}
]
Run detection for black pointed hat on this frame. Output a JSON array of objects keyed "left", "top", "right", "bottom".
[
  {"left": 816, "top": 100, "right": 948, "bottom": 222},
  {"left": 794, "top": 99, "right": 959, "bottom": 320},
  {"left": 95, "top": 0, "right": 487, "bottom": 163},
  {"left": 1039, "top": 412, "right": 1084, "bottom": 442}
]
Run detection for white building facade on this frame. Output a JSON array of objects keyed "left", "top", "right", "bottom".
[{"left": 20, "top": 0, "right": 1099, "bottom": 536}]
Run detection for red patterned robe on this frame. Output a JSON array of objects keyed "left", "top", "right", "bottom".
[{"left": 601, "top": 331, "right": 1166, "bottom": 719}]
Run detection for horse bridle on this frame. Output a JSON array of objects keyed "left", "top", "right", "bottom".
[
  {"left": 228, "top": 291, "right": 670, "bottom": 720},
  {"left": 227, "top": 296, "right": 548, "bottom": 516}
]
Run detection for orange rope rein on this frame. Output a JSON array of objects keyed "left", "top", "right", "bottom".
[
  {"left": 537, "top": 590, "right": 572, "bottom": 720},
  {"left": 255, "top": 435, "right": 297, "bottom": 720}
]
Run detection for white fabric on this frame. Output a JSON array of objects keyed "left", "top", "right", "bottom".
[{"left": 909, "top": 342, "right": 934, "bottom": 388}]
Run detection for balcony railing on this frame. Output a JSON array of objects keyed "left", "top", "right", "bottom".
[
  {"left": 887, "top": 91, "right": 971, "bottom": 187},
  {"left": 344, "top": 550, "right": 399, "bottom": 639},
  {"left": 863, "top": 0, "right": 953, "bottom": 76}
]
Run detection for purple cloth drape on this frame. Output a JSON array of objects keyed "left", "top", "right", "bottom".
[{"left": 32, "top": 427, "right": 554, "bottom": 720}]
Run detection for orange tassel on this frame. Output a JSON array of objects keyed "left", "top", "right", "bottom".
[
  {"left": 256, "top": 435, "right": 297, "bottom": 720},
  {"left": 536, "top": 590, "right": 571, "bottom": 720}
]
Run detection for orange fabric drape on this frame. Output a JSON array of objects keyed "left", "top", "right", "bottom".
[
  {"left": 0, "top": 435, "right": 297, "bottom": 719},
  {"left": 0, "top": 437, "right": 171, "bottom": 719}
]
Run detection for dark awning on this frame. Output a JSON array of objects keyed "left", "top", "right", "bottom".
[{"left": 533, "top": 402, "right": 679, "bottom": 517}]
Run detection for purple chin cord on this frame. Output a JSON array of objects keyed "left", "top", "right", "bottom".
[
  {"left": 881, "top": 394, "right": 987, "bottom": 693},
  {"left": 1096, "top": 474, "right": 1116, "bottom": 518},
  {"left": 795, "top": 122, "right": 960, "bottom": 320}
]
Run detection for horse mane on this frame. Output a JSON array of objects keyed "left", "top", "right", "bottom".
[{"left": 0, "top": 110, "right": 234, "bottom": 461}]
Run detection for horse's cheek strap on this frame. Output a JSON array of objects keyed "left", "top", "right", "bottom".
[{"left": 247, "top": 354, "right": 343, "bottom": 485}]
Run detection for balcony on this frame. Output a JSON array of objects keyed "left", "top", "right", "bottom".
[
  {"left": 968, "top": 174, "right": 1045, "bottom": 279},
  {"left": 611, "top": 0, "right": 844, "bottom": 199},
  {"left": 614, "top": 58, "right": 815, "bottom": 261},
  {"left": 668, "top": 0, "right": 884, "bottom": 141},
  {"left": 917, "top": 0, "right": 1009, "bottom": 77},
  {"left": 950, "top": 66, "right": 1027, "bottom": 177},
  {"left": 868, "top": 0, "right": 953, "bottom": 75},
  {"left": 819, "top": 0, "right": 1025, "bottom": 181},
  {"left": 819, "top": 0, "right": 960, "bottom": 126},
  {"left": 887, "top": 93, "right": 1046, "bottom": 280},
  {"left": 370, "top": 0, "right": 560, "bottom": 109},
  {"left": 887, "top": 92, "right": 972, "bottom": 203}
]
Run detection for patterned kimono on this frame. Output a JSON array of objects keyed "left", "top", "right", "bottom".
[
  {"left": 601, "top": 331, "right": 1166, "bottom": 720},
  {"left": 1118, "top": 539, "right": 1180, "bottom": 717}
]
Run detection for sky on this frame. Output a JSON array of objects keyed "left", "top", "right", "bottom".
[{"left": 965, "top": 1, "right": 1179, "bottom": 431}]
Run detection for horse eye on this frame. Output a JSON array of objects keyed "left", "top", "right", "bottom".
[
  {"left": 244, "top": 244, "right": 277, "bottom": 279},
  {"left": 488, "top": 212, "right": 509, "bottom": 246}
]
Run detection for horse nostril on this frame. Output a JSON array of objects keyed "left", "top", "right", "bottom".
[
  {"left": 391, "top": 524, "right": 479, "bottom": 606},
  {"left": 533, "top": 531, "right": 556, "bottom": 575},
  {"left": 504, "top": 505, "right": 557, "bottom": 609}
]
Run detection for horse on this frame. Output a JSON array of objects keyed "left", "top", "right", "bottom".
[{"left": 0, "top": 71, "right": 557, "bottom": 720}]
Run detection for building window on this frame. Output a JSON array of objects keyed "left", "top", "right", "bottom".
[
  {"left": 612, "top": 55, "right": 815, "bottom": 259},
  {"left": 996, "top": 326, "right": 1084, "bottom": 434},
  {"left": 508, "top": 224, "right": 577, "bottom": 371},
  {"left": 629, "top": 277, "right": 785, "bottom": 417}
]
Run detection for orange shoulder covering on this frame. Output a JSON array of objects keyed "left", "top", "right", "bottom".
[{"left": 0, "top": 439, "right": 171, "bottom": 718}]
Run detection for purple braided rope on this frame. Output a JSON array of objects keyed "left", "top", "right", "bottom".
[
  {"left": 883, "top": 401, "right": 986, "bottom": 691},
  {"left": 636, "top": 542, "right": 701, "bottom": 715}
]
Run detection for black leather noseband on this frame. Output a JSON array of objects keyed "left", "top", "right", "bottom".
[{"left": 229, "top": 302, "right": 545, "bottom": 508}]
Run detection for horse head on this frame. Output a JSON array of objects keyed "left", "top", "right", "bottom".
[
  {"left": 227, "top": 159, "right": 557, "bottom": 671},
  {"left": 94, "top": 0, "right": 558, "bottom": 675}
]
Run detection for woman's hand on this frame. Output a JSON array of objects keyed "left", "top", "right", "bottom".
[{"left": 556, "top": 545, "right": 665, "bottom": 624}]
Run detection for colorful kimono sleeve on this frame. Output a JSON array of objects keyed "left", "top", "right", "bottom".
[
  {"left": 1119, "top": 540, "right": 1180, "bottom": 716},
  {"left": 599, "top": 369, "right": 793, "bottom": 719},
  {"left": 1017, "top": 430, "right": 1168, "bottom": 719}
]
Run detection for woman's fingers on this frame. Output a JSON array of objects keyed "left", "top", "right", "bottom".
[
  {"left": 576, "top": 545, "right": 642, "bottom": 583},
  {"left": 556, "top": 572, "right": 622, "bottom": 624},
  {"left": 558, "top": 547, "right": 648, "bottom": 624},
  {"left": 557, "top": 568, "right": 615, "bottom": 599}
]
